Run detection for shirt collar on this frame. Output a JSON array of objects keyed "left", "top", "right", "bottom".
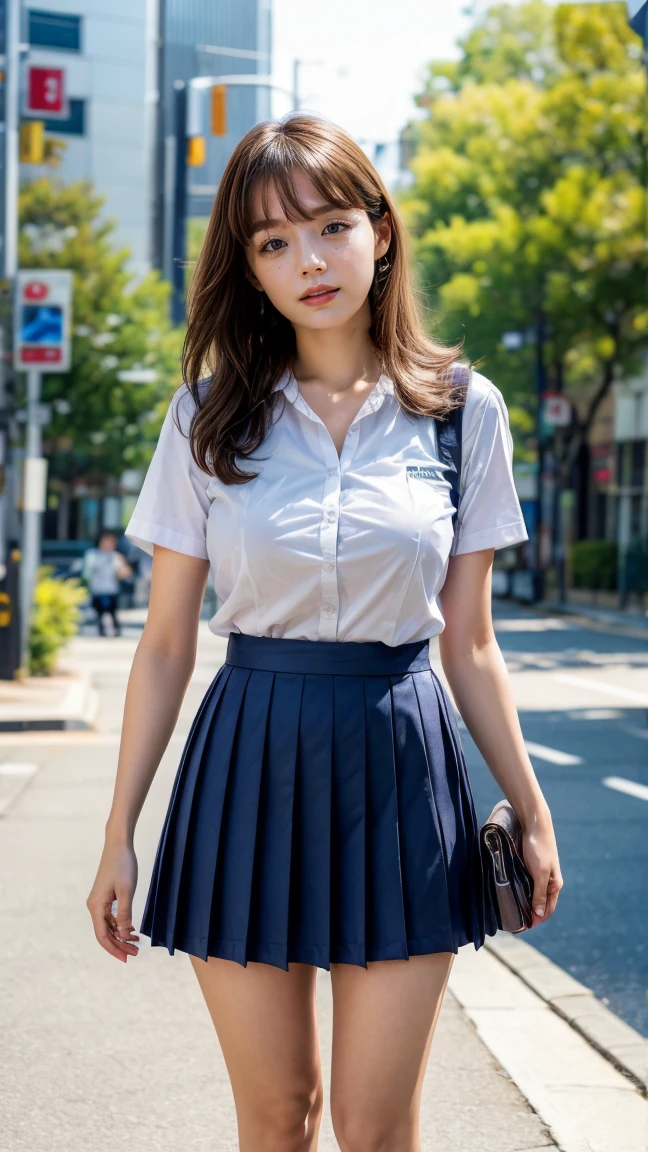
[{"left": 272, "top": 368, "right": 395, "bottom": 413}]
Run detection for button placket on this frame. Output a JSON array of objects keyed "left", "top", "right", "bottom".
[{"left": 318, "top": 427, "right": 341, "bottom": 639}]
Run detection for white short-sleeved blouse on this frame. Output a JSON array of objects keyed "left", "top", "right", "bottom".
[{"left": 125, "top": 368, "right": 528, "bottom": 645}]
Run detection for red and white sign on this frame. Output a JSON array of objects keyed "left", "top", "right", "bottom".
[
  {"left": 14, "top": 270, "right": 73, "bottom": 373},
  {"left": 25, "top": 67, "right": 69, "bottom": 119},
  {"left": 542, "top": 391, "right": 572, "bottom": 428}
]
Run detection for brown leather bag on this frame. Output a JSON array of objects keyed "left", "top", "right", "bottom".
[{"left": 480, "top": 800, "right": 534, "bottom": 933}]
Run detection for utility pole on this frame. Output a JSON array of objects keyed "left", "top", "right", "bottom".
[
  {"left": 0, "top": 0, "right": 22, "bottom": 675},
  {"left": 2, "top": 0, "right": 20, "bottom": 283},
  {"left": 170, "top": 80, "right": 188, "bottom": 326},
  {"left": 19, "top": 367, "right": 47, "bottom": 664},
  {"left": 292, "top": 59, "right": 323, "bottom": 112},
  {"left": 151, "top": 0, "right": 167, "bottom": 271}
]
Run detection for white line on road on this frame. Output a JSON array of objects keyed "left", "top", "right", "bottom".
[
  {"left": 602, "top": 776, "right": 648, "bottom": 803},
  {"left": 525, "top": 740, "right": 584, "bottom": 765},
  {"left": 0, "top": 762, "right": 38, "bottom": 776},
  {"left": 554, "top": 674, "right": 648, "bottom": 707},
  {"left": 621, "top": 723, "right": 648, "bottom": 742}
]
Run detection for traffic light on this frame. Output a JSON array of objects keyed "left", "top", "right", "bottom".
[
  {"left": 211, "top": 85, "right": 227, "bottom": 136},
  {"left": 19, "top": 121, "right": 45, "bottom": 164},
  {"left": 187, "top": 136, "right": 206, "bottom": 167}
]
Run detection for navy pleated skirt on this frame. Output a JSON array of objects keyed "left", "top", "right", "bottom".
[{"left": 140, "top": 632, "right": 499, "bottom": 970}]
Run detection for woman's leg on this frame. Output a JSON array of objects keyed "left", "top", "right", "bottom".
[
  {"left": 329, "top": 953, "right": 454, "bottom": 1152},
  {"left": 190, "top": 955, "right": 324, "bottom": 1152}
]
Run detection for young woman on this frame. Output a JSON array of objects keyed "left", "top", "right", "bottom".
[{"left": 87, "top": 113, "right": 563, "bottom": 1152}]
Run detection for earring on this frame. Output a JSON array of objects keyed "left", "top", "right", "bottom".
[{"left": 377, "top": 255, "right": 390, "bottom": 273}]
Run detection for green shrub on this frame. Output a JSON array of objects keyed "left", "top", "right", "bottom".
[
  {"left": 569, "top": 540, "right": 617, "bottom": 592},
  {"left": 28, "top": 566, "right": 87, "bottom": 676}
]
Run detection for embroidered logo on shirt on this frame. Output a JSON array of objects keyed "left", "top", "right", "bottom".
[{"left": 406, "top": 465, "right": 445, "bottom": 482}]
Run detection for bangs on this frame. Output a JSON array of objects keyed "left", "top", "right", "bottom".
[{"left": 235, "top": 142, "right": 378, "bottom": 246}]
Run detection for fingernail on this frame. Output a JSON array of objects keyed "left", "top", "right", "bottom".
[{"left": 535, "top": 906, "right": 545, "bottom": 917}]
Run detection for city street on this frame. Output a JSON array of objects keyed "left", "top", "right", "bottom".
[
  {"left": 1, "top": 600, "right": 647, "bottom": 1150},
  {"left": 445, "top": 603, "right": 648, "bottom": 1037}
]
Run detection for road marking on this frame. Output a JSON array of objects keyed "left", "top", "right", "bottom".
[
  {"left": 525, "top": 741, "right": 584, "bottom": 765},
  {"left": 621, "top": 723, "right": 648, "bottom": 742},
  {"left": 602, "top": 776, "right": 648, "bottom": 803},
  {"left": 554, "top": 673, "right": 648, "bottom": 707}
]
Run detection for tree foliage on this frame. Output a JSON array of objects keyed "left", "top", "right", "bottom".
[
  {"left": 18, "top": 177, "right": 184, "bottom": 489},
  {"left": 398, "top": 1, "right": 647, "bottom": 469}
]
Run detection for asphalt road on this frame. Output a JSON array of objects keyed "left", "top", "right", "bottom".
[{"left": 439, "top": 602, "right": 648, "bottom": 1038}]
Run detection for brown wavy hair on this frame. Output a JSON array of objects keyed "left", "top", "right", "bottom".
[{"left": 182, "top": 112, "right": 468, "bottom": 483}]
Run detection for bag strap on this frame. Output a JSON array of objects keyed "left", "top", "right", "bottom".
[{"left": 436, "top": 362, "right": 471, "bottom": 516}]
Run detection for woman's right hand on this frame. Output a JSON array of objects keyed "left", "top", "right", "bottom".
[{"left": 86, "top": 838, "right": 140, "bottom": 962}]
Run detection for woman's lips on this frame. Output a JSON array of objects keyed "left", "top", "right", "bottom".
[{"left": 300, "top": 289, "right": 340, "bottom": 305}]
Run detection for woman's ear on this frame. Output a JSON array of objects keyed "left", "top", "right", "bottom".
[{"left": 374, "top": 210, "right": 392, "bottom": 260}]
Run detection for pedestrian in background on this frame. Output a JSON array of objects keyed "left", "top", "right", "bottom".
[
  {"left": 88, "top": 114, "right": 563, "bottom": 1152},
  {"left": 82, "top": 530, "right": 132, "bottom": 637}
]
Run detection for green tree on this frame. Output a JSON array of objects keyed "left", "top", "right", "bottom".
[
  {"left": 399, "top": 1, "right": 647, "bottom": 477},
  {"left": 18, "top": 177, "right": 185, "bottom": 533}
]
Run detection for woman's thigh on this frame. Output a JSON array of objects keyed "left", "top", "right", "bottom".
[
  {"left": 190, "top": 956, "right": 323, "bottom": 1151},
  {"left": 329, "top": 952, "right": 454, "bottom": 1152}
]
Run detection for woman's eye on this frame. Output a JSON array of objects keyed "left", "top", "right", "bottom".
[
  {"left": 259, "top": 220, "right": 350, "bottom": 254},
  {"left": 259, "top": 238, "right": 285, "bottom": 253},
  {"left": 323, "top": 220, "right": 351, "bottom": 235}
]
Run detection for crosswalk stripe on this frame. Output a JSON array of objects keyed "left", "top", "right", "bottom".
[
  {"left": 525, "top": 740, "right": 584, "bottom": 765},
  {"left": 601, "top": 776, "right": 648, "bottom": 802}
]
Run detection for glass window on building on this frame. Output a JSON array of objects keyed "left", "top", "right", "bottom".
[{"left": 28, "top": 10, "right": 82, "bottom": 52}]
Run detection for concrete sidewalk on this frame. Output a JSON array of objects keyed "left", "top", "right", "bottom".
[{"left": 1, "top": 625, "right": 646, "bottom": 1151}]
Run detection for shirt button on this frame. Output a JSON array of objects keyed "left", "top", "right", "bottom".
[
  {"left": 326, "top": 468, "right": 337, "bottom": 478},
  {"left": 323, "top": 603, "right": 335, "bottom": 616},
  {"left": 323, "top": 561, "right": 334, "bottom": 572},
  {"left": 325, "top": 508, "right": 336, "bottom": 520}
]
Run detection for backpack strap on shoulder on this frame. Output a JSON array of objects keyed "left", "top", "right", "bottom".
[{"left": 437, "top": 362, "right": 471, "bottom": 516}]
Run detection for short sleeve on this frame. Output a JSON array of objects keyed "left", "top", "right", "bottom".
[
  {"left": 125, "top": 385, "right": 212, "bottom": 560},
  {"left": 450, "top": 373, "right": 529, "bottom": 557}
]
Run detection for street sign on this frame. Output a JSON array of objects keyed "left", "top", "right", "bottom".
[
  {"left": 542, "top": 391, "right": 572, "bottom": 428},
  {"left": 24, "top": 66, "right": 69, "bottom": 119},
  {"left": 14, "top": 269, "right": 72, "bottom": 371}
]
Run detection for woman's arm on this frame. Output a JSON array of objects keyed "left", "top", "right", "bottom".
[
  {"left": 86, "top": 544, "right": 210, "bottom": 961},
  {"left": 438, "top": 549, "right": 563, "bottom": 926}
]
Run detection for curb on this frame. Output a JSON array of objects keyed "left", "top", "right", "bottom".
[
  {"left": 509, "top": 597, "right": 648, "bottom": 642},
  {"left": 485, "top": 934, "right": 648, "bottom": 1096},
  {"left": 0, "top": 671, "right": 98, "bottom": 733}
]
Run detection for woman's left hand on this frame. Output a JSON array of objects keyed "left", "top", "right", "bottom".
[{"left": 522, "top": 815, "right": 564, "bottom": 927}]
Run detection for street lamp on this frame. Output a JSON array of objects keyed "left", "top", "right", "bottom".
[{"left": 169, "top": 73, "right": 296, "bottom": 325}]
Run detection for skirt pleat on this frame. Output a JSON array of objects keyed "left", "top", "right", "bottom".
[
  {"left": 246, "top": 672, "right": 303, "bottom": 967},
  {"left": 363, "top": 676, "right": 409, "bottom": 962},
  {"left": 139, "top": 633, "right": 498, "bottom": 969},
  {"left": 141, "top": 663, "right": 235, "bottom": 947}
]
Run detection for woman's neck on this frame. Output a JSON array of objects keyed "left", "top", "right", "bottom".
[{"left": 291, "top": 301, "right": 382, "bottom": 393}]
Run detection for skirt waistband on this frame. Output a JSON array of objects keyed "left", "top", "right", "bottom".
[{"left": 225, "top": 632, "right": 432, "bottom": 676}]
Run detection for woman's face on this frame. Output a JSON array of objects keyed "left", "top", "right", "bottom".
[{"left": 244, "top": 170, "right": 391, "bottom": 332}]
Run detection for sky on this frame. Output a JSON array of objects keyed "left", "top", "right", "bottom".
[
  {"left": 267, "top": 0, "right": 562, "bottom": 184},
  {"left": 269, "top": 1, "right": 477, "bottom": 147}
]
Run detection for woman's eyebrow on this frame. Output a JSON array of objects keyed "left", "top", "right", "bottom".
[{"left": 249, "top": 203, "right": 343, "bottom": 236}]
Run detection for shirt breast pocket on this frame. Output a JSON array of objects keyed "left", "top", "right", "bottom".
[{"left": 405, "top": 465, "right": 454, "bottom": 539}]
